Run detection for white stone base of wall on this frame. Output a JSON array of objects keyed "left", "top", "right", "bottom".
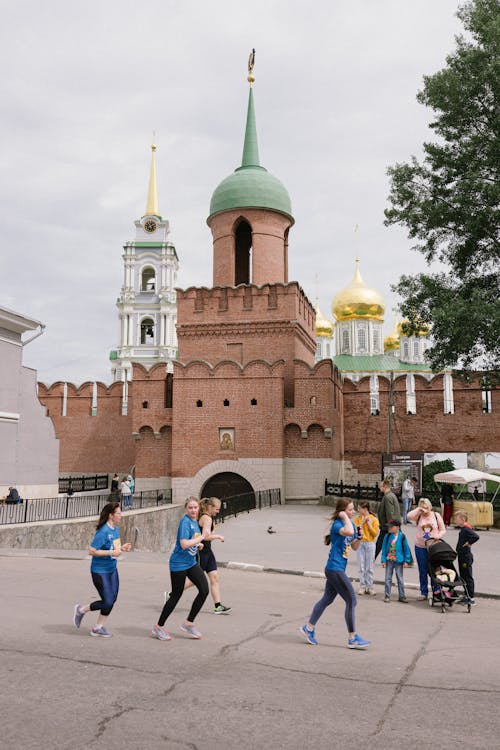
[
  {"left": 284, "top": 458, "right": 343, "bottom": 499},
  {"left": 135, "top": 477, "right": 171, "bottom": 492},
  {"left": 172, "top": 458, "right": 285, "bottom": 504}
]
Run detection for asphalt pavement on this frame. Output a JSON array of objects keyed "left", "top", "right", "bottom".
[{"left": 1, "top": 503, "right": 499, "bottom": 750}]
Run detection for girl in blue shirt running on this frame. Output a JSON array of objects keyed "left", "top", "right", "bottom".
[
  {"left": 73, "top": 502, "right": 131, "bottom": 637},
  {"left": 152, "top": 497, "right": 209, "bottom": 641},
  {"left": 300, "top": 498, "right": 371, "bottom": 650}
]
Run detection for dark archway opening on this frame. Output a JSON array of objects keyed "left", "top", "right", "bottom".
[
  {"left": 201, "top": 471, "right": 254, "bottom": 500},
  {"left": 234, "top": 220, "right": 252, "bottom": 285}
]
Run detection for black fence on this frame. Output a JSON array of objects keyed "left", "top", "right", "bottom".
[
  {"left": 58, "top": 475, "right": 109, "bottom": 494},
  {"left": 0, "top": 489, "right": 172, "bottom": 526},
  {"left": 324, "top": 480, "right": 500, "bottom": 510},
  {"left": 217, "top": 488, "right": 282, "bottom": 523}
]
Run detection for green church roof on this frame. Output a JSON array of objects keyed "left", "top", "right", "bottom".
[
  {"left": 332, "top": 354, "right": 433, "bottom": 373},
  {"left": 208, "top": 87, "right": 293, "bottom": 222}
]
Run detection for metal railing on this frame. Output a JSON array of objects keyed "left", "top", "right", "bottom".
[
  {"left": 58, "top": 475, "right": 109, "bottom": 494},
  {"left": 324, "top": 480, "right": 499, "bottom": 510},
  {"left": 217, "top": 488, "right": 282, "bottom": 523},
  {"left": 0, "top": 489, "right": 172, "bottom": 526}
]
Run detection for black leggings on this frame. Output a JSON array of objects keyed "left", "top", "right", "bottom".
[
  {"left": 158, "top": 564, "right": 209, "bottom": 626},
  {"left": 90, "top": 570, "right": 119, "bottom": 617}
]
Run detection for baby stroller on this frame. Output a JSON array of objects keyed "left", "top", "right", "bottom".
[{"left": 426, "top": 540, "right": 472, "bottom": 613}]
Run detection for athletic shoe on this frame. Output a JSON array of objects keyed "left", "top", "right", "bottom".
[
  {"left": 348, "top": 634, "right": 371, "bottom": 649},
  {"left": 179, "top": 623, "right": 202, "bottom": 639},
  {"left": 366, "top": 589, "right": 377, "bottom": 596},
  {"left": 213, "top": 604, "right": 232, "bottom": 614},
  {"left": 151, "top": 625, "right": 171, "bottom": 641},
  {"left": 384, "top": 596, "right": 391, "bottom": 603},
  {"left": 299, "top": 624, "right": 318, "bottom": 646},
  {"left": 416, "top": 594, "right": 427, "bottom": 601},
  {"left": 398, "top": 597, "right": 409, "bottom": 603},
  {"left": 73, "top": 603, "right": 85, "bottom": 629},
  {"left": 90, "top": 626, "right": 113, "bottom": 638},
  {"left": 358, "top": 588, "right": 365, "bottom": 595},
  {"left": 469, "top": 598, "right": 477, "bottom": 606}
]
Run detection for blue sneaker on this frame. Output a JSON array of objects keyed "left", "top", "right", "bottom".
[
  {"left": 348, "top": 634, "right": 371, "bottom": 649},
  {"left": 73, "top": 603, "right": 85, "bottom": 629},
  {"left": 90, "top": 626, "right": 113, "bottom": 638},
  {"left": 299, "top": 624, "right": 318, "bottom": 645}
]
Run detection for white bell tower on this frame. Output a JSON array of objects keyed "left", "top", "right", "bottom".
[{"left": 110, "top": 143, "right": 179, "bottom": 383}]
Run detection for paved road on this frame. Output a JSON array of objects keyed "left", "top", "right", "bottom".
[{"left": 1, "top": 504, "right": 499, "bottom": 750}]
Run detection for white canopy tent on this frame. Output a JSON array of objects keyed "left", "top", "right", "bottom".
[{"left": 434, "top": 468, "right": 500, "bottom": 501}]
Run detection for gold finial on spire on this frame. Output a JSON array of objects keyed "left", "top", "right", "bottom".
[
  {"left": 146, "top": 136, "right": 159, "bottom": 216},
  {"left": 247, "top": 48, "right": 255, "bottom": 86}
]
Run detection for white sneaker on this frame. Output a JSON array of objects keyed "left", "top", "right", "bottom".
[
  {"left": 358, "top": 587, "right": 365, "bottom": 595},
  {"left": 366, "top": 589, "right": 377, "bottom": 596}
]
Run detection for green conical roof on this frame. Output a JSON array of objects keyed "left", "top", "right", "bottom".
[{"left": 208, "top": 87, "right": 293, "bottom": 223}]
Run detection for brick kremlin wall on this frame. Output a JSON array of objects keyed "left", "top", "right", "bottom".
[
  {"left": 343, "top": 374, "right": 499, "bottom": 475},
  {"left": 37, "top": 381, "right": 135, "bottom": 475}
]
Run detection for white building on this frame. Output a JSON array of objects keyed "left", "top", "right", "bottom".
[
  {"left": 0, "top": 306, "right": 59, "bottom": 498},
  {"left": 110, "top": 143, "right": 179, "bottom": 382}
]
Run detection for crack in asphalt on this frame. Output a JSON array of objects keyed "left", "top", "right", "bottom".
[
  {"left": 370, "top": 620, "right": 444, "bottom": 737},
  {"left": 215, "top": 617, "right": 292, "bottom": 658},
  {"left": 0, "top": 645, "right": 165, "bottom": 675}
]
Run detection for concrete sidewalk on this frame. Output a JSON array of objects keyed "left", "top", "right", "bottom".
[{"left": 1, "top": 502, "right": 498, "bottom": 596}]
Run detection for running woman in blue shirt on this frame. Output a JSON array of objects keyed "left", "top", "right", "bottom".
[
  {"left": 300, "top": 498, "right": 371, "bottom": 649},
  {"left": 73, "top": 502, "right": 131, "bottom": 637},
  {"left": 152, "top": 497, "right": 209, "bottom": 641}
]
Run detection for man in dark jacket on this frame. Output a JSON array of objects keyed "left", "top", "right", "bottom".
[
  {"left": 5, "top": 486, "right": 20, "bottom": 504},
  {"left": 375, "top": 480, "right": 401, "bottom": 559}
]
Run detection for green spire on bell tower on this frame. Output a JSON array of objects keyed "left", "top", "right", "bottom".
[{"left": 239, "top": 86, "right": 261, "bottom": 169}]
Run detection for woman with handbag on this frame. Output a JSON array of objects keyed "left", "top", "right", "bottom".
[{"left": 407, "top": 498, "right": 446, "bottom": 600}]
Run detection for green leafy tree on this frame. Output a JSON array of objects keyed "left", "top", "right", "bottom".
[
  {"left": 423, "top": 459, "right": 456, "bottom": 491},
  {"left": 385, "top": 0, "right": 500, "bottom": 375}
]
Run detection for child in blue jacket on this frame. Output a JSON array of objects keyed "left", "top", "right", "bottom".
[{"left": 381, "top": 519, "right": 413, "bottom": 603}]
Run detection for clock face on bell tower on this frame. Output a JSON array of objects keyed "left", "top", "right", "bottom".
[{"left": 144, "top": 219, "right": 157, "bottom": 234}]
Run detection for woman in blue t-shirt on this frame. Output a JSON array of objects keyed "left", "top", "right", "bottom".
[
  {"left": 300, "top": 498, "right": 371, "bottom": 650},
  {"left": 152, "top": 497, "right": 209, "bottom": 641},
  {"left": 73, "top": 501, "right": 131, "bottom": 637}
]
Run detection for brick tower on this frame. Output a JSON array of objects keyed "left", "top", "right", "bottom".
[{"left": 167, "top": 57, "right": 338, "bottom": 502}]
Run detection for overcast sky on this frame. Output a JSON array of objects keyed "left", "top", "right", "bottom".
[{"left": 1, "top": 0, "right": 463, "bottom": 385}]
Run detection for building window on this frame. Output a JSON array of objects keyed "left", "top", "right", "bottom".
[
  {"left": 342, "top": 329, "right": 350, "bottom": 353},
  {"left": 142, "top": 401, "right": 148, "bottom": 409},
  {"left": 250, "top": 398, "right": 257, "bottom": 406},
  {"left": 141, "top": 267, "right": 156, "bottom": 292},
  {"left": 140, "top": 317, "right": 155, "bottom": 344},
  {"left": 373, "top": 329, "right": 380, "bottom": 352},
  {"left": 403, "top": 341, "right": 409, "bottom": 359},
  {"left": 413, "top": 340, "right": 419, "bottom": 358},
  {"left": 196, "top": 400, "right": 203, "bottom": 408},
  {"left": 357, "top": 327, "right": 367, "bottom": 351},
  {"left": 325, "top": 342, "right": 331, "bottom": 357},
  {"left": 223, "top": 399, "right": 230, "bottom": 407},
  {"left": 315, "top": 342, "right": 321, "bottom": 357}
]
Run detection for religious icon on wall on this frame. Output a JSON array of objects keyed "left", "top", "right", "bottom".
[{"left": 219, "top": 428, "right": 235, "bottom": 451}]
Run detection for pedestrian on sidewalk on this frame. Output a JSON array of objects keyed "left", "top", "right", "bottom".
[
  {"left": 299, "top": 498, "right": 371, "bottom": 650},
  {"left": 353, "top": 501, "right": 379, "bottom": 596},
  {"left": 152, "top": 497, "right": 209, "bottom": 641},
  {"left": 73, "top": 501, "right": 131, "bottom": 637},
  {"left": 401, "top": 476, "right": 415, "bottom": 524},
  {"left": 120, "top": 477, "right": 132, "bottom": 509},
  {"left": 440, "top": 483, "right": 454, "bottom": 526},
  {"left": 375, "top": 480, "right": 401, "bottom": 559},
  {"left": 381, "top": 519, "right": 412, "bottom": 602},
  {"left": 407, "top": 498, "right": 446, "bottom": 600},
  {"left": 454, "top": 509, "right": 479, "bottom": 605},
  {"left": 183, "top": 496, "right": 231, "bottom": 614}
]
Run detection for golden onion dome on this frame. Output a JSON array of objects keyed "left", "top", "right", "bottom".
[
  {"left": 384, "top": 320, "right": 401, "bottom": 351},
  {"left": 332, "top": 259, "right": 385, "bottom": 322},
  {"left": 398, "top": 319, "right": 431, "bottom": 337},
  {"left": 315, "top": 301, "right": 334, "bottom": 338}
]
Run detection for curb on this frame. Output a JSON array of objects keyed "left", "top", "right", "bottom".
[{"left": 218, "top": 561, "right": 500, "bottom": 600}]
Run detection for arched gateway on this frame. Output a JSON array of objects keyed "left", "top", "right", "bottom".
[{"left": 201, "top": 472, "right": 254, "bottom": 500}]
